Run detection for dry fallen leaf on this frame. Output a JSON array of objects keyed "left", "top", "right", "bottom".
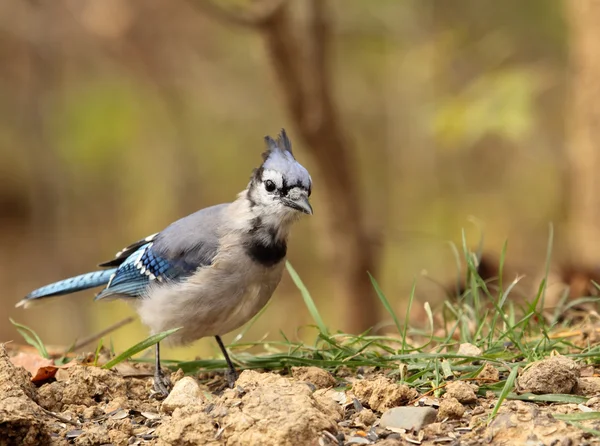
[
  {"left": 31, "top": 365, "right": 59, "bottom": 383},
  {"left": 9, "top": 351, "right": 78, "bottom": 384},
  {"left": 10, "top": 351, "right": 54, "bottom": 375}
]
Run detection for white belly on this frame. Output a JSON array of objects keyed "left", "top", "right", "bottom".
[{"left": 135, "top": 258, "right": 285, "bottom": 345}]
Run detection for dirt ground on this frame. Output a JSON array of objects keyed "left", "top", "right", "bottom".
[{"left": 2, "top": 344, "right": 600, "bottom": 446}]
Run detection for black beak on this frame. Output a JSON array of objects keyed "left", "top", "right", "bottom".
[{"left": 282, "top": 195, "right": 313, "bottom": 215}]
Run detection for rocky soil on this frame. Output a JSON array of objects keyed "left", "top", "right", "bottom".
[{"left": 3, "top": 344, "right": 600, "bottom": 445}]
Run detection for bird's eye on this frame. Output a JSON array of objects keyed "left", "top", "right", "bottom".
[
  {"left": 264, "top": 180, "right": 276, "bottom": 192},
  {"left": 307, "top": 186, "right": 312, "bottom": 197}
]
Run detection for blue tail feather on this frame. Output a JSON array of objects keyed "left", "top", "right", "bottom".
[{"left": 18, "top": 269, "right": 117, "bottom": 306}]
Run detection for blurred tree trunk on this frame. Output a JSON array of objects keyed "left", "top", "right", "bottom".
[
  {"left": 564, "top": 1, "right": 600, "bottom": 269},
  {"left": 194, "top": 0, "right": 381, "bottom": 333}
]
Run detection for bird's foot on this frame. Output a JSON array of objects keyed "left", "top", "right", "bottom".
[
  {"left": 153, "top": 368, "right": 172, "bottom": 398},
  {"left": 225, "top": 368, "right": 238, "bottom": 389}
]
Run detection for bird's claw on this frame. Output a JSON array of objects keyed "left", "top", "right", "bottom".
[
  {"left": 153, "top": 368, "right": 172, "bottom": 398},
  {"left": 225, "top": 368, "right": 238, "bottom": 389}
]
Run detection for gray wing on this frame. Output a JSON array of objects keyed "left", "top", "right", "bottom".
[
  {"left": 94, "top": 203, "right": 229, "bottom": 300},
  {"left": 151, "top": 203, "right": 229, "bottom": 270}
]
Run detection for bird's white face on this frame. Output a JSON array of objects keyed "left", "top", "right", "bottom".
[{"left": 250, "top": 168, "right": 312, "bottom": 225}]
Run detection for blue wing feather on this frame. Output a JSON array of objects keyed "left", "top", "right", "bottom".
[{"left": 94, "top": 243, "right": 194, "bottom": 300}]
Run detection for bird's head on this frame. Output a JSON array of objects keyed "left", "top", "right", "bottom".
[{"left": 247, "top": 129, "right": 312, "bottom": 224}]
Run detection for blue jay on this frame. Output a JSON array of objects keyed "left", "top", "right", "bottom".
[{"left": 17, "top": 129, "right": 312, "bottom": 396}]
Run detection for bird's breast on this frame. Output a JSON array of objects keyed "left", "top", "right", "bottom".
[{"left": 137, "top": 255, "right": 286, "bottom": 345}]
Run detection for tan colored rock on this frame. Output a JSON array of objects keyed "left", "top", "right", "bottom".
[
  {"left": 0, "top": 344, "right": 50, "bottom": 445},
  {"left": 161, "top": 376, "right": 204, "bottom": 413}
]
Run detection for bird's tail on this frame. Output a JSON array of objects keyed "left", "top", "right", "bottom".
[{"left": 16, "top": 269, "right": 117, "bottom": 308}]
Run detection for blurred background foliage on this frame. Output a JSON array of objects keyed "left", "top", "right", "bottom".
[{"left": 0, "top": 0, "right": 590, "bottom": 360}]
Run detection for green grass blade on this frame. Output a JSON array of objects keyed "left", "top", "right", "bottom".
[
  {"left": 10, "top": 318, "right": 49, "bottom": 359},
  {"left": 369, "top": 272, "right": 402, "bottom": 335},
  {"left": 102, "top": 327, "right": 181, "bottom": 370},
  {"left": 553, "top": 412, "right": 600, "bottom": 422},
  {"left": 286, "top": 261, "right": 328, "bottom": 335},
  {"left": 93, "top": 338, "right": 104, "bottom": 367},
  {"left": 402, "top": 280, "right": 417, "bottom": 353},
  {"left": 489, "top": 365, "right": 519, "bottom": 421}
]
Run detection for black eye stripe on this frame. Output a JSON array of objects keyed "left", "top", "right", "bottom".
[{"left": 279, "top": 181, "right": 309, "bottom": 196}]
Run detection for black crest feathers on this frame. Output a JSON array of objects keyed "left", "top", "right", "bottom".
[{"left": 262, "top": 128, "right": 293, "bottom": 161}]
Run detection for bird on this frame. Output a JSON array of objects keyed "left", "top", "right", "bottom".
[{"left": 16, "top": 129, "right": 313, "bottom": 396}]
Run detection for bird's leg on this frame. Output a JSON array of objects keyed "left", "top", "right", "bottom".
[
  {"left": 153, "top": 342, "right": 171, "bottom": 397},
  {"left": 215, "top": 335, "right": 238, "bottom": 388}
]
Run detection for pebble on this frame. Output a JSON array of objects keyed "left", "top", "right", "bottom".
[
  {"left": 161, "top": 376, "right": 204, "bottom": 413},
  {"left": 380, "top": 406, "right": 437, "bottom": 431}
]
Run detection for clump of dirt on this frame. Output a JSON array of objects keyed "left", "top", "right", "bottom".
[
  {"left": 437, "top": 397, "right": 465, "bottom": 420},
  {"left": 464, "top": 400, "right": 585, "bottom": 445},
  {"left": 352, "top": 376, "right": 418, "bottom": 412},
  {"left": 578, "top": 377, "right": 600, "bottom": 396},
  {"left": 5, "top": 342, "right": 600, "bottom": 445},
  {"left": 37, "top": 364, "right": 154, "bottom": 414},
  {"left": 476, "top": 362, "right": 500, "bottom": 382},
  {"left": 291, "top": 366, "right": 336, "bottom": 389},
  {"left": 353, "top": 408, "right": 377, "bottom": 427},
  {"left": 156, "top": 370, "right": 342, "bottom": 446},
  {"left": 517, "top": 355, "right": 580, "bottom": 394},
  {"left": 0, "top": 345, "right": 50, "bottom": 444},
  {"left": 444, "top": 381, "right": 478, "bottom": 404}
]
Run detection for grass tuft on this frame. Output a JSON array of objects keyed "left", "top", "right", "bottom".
[{"left": 10, "top": 318, "right": 50, "bottom": 359}]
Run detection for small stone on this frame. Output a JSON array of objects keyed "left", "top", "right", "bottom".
[
  {"left": 517, "top": 355, "right": 579, "bottom": 395},
  {"left": 380, "top": 406, "right": 437, "bottom": 431},
  {"left": 444, "top": 381, "right": 478, "bottom": 404},
  {"left": 354, "top": 408, "right": 377, "bottom": 426},
  {"left": 291, "top": 366, "right": 336, "bottom": 389},
  {"left": 437, "top": 397, "right": 465, "bottom": 420},
  {"left": 161, "top": 376, "right": 204, "bottom": 413},
  {"left": 457, "top": 343, "right": 482, "bottom": 357}
]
